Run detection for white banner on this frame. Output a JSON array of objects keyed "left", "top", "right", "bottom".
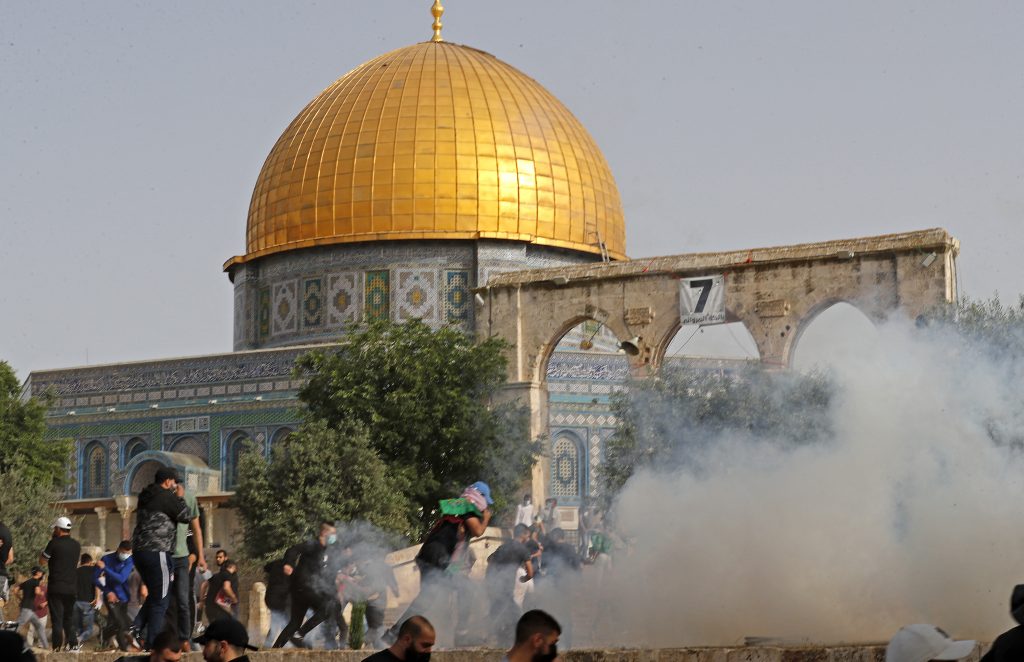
[{"left": 679, "top": 275, "right": 726, "bottom": 325}]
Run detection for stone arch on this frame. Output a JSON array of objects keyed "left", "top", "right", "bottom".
[
  {"left": 124, "top": 437, "right": 148, "bottom": 466},
  {"left": 550, "top": 430, "right": 586, "bottom": 503},
  {"left": 790, "top": 300, "right": 880, "bottom": 370},
  {"left": 166, "top": 435, "right": 208, "bottom": 462},
  {"left": 128, "top": 458, "right": 166, "bottom": 495},
  {"left": 535, "top": 313, "right": 635, "bottom": 385},
  {"left": 651, "top": 309, "right": 760, "bottom": 368},
  {"left": 82, "top": 440, "right": 107, "bottom": 498}
]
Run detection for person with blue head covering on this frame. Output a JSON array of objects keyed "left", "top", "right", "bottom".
[{"left": 382, "top": 481, "right": 494, "bottom": 644}]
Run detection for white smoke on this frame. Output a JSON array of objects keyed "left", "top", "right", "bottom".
[{"left": 580, "top": 317, "right": 1024, "bottom": 646}]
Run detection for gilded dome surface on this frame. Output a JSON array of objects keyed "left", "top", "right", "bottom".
[{"left": 226, "top": 40, "right": 625, "bottom": 268}]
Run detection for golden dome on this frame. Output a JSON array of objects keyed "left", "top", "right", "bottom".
[{"left": 225, "top": 40, "right": 625, "bottom": 269}]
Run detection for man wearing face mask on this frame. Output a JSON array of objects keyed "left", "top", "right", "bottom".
[
  {"left": 272, "top": 521, "right": 339, "bottom": 648},
  {"left": 96, "top": 541, "right": 136, "bottom": 651},
  {"left": 503, "top": 610, "right": 561, "bottom": 662},
  {"left": 361, "top": 615, "right": 434, "bottom": 662}
]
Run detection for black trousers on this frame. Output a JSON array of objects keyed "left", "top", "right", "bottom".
[
  {"left": 272, "top": 589, "right": 333, "bottom": 648},
  {"left": 48, "top": 591, "right": 77, "bottom": 650},
  {"left": 102, "top": 599, "right": 131, "bottom": 651}
]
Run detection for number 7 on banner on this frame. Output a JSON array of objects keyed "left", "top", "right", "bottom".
[{"left": 679, "top": 275, "right": 726, "bottom": 325}]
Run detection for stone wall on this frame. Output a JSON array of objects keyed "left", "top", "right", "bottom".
[{"left": 33, "top": 644, "right": 986, "bottom": 662}]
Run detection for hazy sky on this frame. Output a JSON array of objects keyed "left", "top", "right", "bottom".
[{"left": 3, "top": 1, "right": 1022, "bottom": 378}]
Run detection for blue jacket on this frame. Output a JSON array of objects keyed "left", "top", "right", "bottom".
[{"left": 94, "top": 551, "right": 134, "bottom": 603}]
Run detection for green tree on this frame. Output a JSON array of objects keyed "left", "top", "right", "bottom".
[
  {"left": 296, "top": 320, "right": 538, "bottom": 536},
  {"left": 600, "top": 363, "right": 834, "bottom": 504},
  {"left": 0, "top": 361, "right": 72, "bottom": 487},
  {"left": 233, "top": 419, "right": 413, "bottom": 561},
  {"left": 0, "top": 361, "right": 68, "bottom": 579},
  {"left": 0, "top": 458, "right": 61, "bottom": 578}
]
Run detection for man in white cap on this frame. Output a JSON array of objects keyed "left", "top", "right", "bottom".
[
  {"left": 39, "top": 516, "right": 81, "bottom": 651},
  {"left": 885, "top": 624, "right": 975, "bottom": 662}
]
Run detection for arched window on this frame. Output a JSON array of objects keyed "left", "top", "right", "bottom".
[
  {"left": 551, "top": 434, "right": 583, "bottom": 500},
  {"left": 270, "top": 427, "right": 293, "bottom": 450},
  {"left": 224, "top": 431, "right": 251, "bottom": 490},
  {"left": 125, "top": 437, "right": 147, "bottom": 465},
  {"left": 83, "top": 441, "right": 107, "bottom": 498},
  {"left": 167, "top": 435, "right": 208, "bottom": 462}
]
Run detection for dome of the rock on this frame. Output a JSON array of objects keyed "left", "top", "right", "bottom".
[{"left": 225, "top": 39, "right": 625, "bottom": 269}]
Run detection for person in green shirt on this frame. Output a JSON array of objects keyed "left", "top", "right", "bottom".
[{"left": 169, "top": 482, "right": 205, "bottom": 652}]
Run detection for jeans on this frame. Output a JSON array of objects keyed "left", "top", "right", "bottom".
[
  {"left": 170, "top": 556, "right": 193, "bottom": 640},
  {"left": 18, "top": 608, "right": 49, "bottom": 649},
  {"left": 132, "top": 550, "right": 172, "bottom": 643},
  {"left": 73, "top": 600, "right": 97, "bottom": 642},
  {"left": 102, "top": 598, "right": 131, "bottom": 651},
  {"left": 48, "top": 591, "right": 77, "bottom": 650}
]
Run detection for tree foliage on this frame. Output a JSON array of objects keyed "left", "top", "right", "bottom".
[
  {"left": 233, "top": 419, "right": 413, "bottom": 561},
  {"left": 0, "top": 458, "right": 61, "bottom": 578},
  {"left": 296, "top": 320, "right": 538, "bottom": 536},
  {"left": 0, "top": 361, "right": 72, "bottom": 488},
  {"left": 601, "top": 363, "right": 834, "bottom": 504}
]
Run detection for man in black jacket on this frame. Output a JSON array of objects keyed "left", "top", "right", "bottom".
[
  {"left": 271, "top": 521, "right": 338, "bottom": 648},
  {"left": 129, "top": 466, "right": 192, "bottom": 648},
  {"left": 262, "top": 559, "right": 290, "bottom": 647}
]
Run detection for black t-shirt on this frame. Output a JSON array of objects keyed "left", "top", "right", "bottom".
[
  {"left": 76, "top": 565, "right": 96, "bottom": 602},
  {"left": 486, "top": 540, "right": 531, "bottom": 591},
  {"left": 19, "top": 578, "right": 39, "bottom": 609},
  {"left": 361, "top": 648, "right": 403, "bottom": 662},
  {"left": 0, "top": 521, "right": 11, "bottom": 578},
  {"left": 417, "top": 512, "right": 482, "bottom": 568},
  {"left": 43, "top": 535, "right": 81, "bottom": 595}
]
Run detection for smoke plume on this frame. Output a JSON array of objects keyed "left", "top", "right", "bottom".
[{"left": 577, "top": 317, "right": 1024, "bottom": 646}]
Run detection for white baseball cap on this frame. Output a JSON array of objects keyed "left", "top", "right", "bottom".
[
  {"left": 54, "top": 516, "right": 72, "bottom": 531},
  {"left": 885, "top": 624, "right": 975, "bottom": 662}
]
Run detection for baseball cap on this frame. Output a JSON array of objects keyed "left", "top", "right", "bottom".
[
  {"left": 54, "top": 516, "right": 72, "bottom": 531},
  {"left": 154, "top": 466, "right": 180, "bottom": 484},
  {"left": 471, "top": 481, "right": 494, "bottom": 505},
  {"left": 885, "top": 624, "right": 975, "bottom": 662},
  {"left": 193, "top": 618, "right": 257, "bottom": 651}
]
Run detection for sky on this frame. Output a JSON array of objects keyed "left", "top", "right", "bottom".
[{"left": 3, "top": 1, "right": 1023, "bottom": 379}]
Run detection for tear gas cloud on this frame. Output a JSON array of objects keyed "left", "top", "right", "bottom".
[{"left": 584, "top": 316, "right": 1024, "bottom": 646}]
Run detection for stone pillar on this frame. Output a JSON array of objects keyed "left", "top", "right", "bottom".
[
  {"left": 113, "top": 495, "right": 137, "bottom": 543},
  {"left": 201, "top": 502, "right": 218, "bottom": 547},
  {"left": 248, "top": 582, "right": 268, "bottom": 643},
  {"left": 496, "top": 380, "right": 549, "bottom": 506},
  {"left": 93, "top": 507, "right": 109, "bottom": 550}
]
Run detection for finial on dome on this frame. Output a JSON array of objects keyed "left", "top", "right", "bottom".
[{"left": 430, "top": 0, "right": 444, "bottom": 42}]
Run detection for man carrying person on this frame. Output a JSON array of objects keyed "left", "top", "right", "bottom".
[
  {"left": 129, "top": 466, "right": 192, "bottom": 648},
  {"left": 361, "top": 615, "right": 434, "bottom": 662},
  {"left": 73, "top": 553, "right": 100, "bottom": 646},
  {"left": 168, "top": 481, "right": 205, "bottom": 651},
  {"left": 95, "top": 541, "right": 136, "bottom": 652},
  {"left": 384, "top": 481, "right": 493, "bottom": 643},
  {"left": 486, "top": 524, "right": 535, "bottom": 646},
  {"left": 202, "top": 560, "right": 239, "bottom": 624},
  {"left": 39, "top": 516, "right": 80, "bottom": 651},
  {"left": 14, "top": 567, "right": 48, "bottom": 650},
  {"left": 272, "top": 521, "right": 339, "bottom": 648},
  {"left": 504, "top": 610, "right": 561, "bottom": 662}
]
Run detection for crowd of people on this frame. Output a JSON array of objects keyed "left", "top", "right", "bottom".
[{"left": 2, "top": 474, "right": 1024, "bottom": 661}]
